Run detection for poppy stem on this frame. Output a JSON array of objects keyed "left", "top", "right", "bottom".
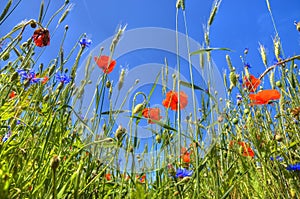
[{"left": 259, "top": 55, "right": 300, "bottom": 80}]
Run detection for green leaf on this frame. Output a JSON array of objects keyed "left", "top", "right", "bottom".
[
  {"left": 147, "top": 70, "right": 161, "bottom": 102},
  {"left": 180, "top": 81, "right": 206, "bottom": 91},
  {"left": 101, "top": 110, "right": 129, "bottom": 115},
  {"left": 190, "top": 48, "right": 231, "bottom": 56},
  {"left": 130, "top": 115, "right": 177, "bottom": 132}
]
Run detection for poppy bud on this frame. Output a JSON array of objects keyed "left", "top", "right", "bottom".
[
  {"left": 276, "top": 81, "right": 282, "bottom": 88},
  {"left": 106, "top": 80, "right": 111, "bottom": 88},
  {"left": 224, "top": 123, "right": 229, "bottom": 129},
  {"left": 274, "top": 134, "right": 283, "bottom": 142},
  {"left": 115, "top": 125, "right": 126, "bottom": 140},
  {"left": 295, "top": 21, "right": 300, "bottom": 32},
  {"left": 50, "top": 155, "right": 60, "bottom": 171},
  {"left": 244, "top": 108, "right": 250, "bottom": 114},
  {"left": 232, "top": 118, "right": 239, "bottom": 125},
  {"left": 30, "top": 21, "right": 37, "bottom": 28},
  {"left": 132, "top": 103, "right": 145, "bottom": 114},
  {"left": 2, "top": 51, "right": 10, "bottom": 61},
  {"left": 155, "top": 135, "right": 161, "bottom": 143}
]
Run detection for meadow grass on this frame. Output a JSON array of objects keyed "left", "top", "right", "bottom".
[{"left": 0, "top": 0, "right": 299, "bottom": 198}]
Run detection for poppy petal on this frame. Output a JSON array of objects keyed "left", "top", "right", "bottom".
[{"left": 94, "top": 55, "right": 116, "bottom": 74}]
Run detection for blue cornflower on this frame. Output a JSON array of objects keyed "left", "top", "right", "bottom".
[
  {"left": 286, "top": 163, "right": 300, "bottom": 171},
  {"left": 79, "top": 37, "right": 92, "bottom": 48},
  {"left": 17, "top": 69, "right": 41, "bottom": 84},
  {"left": 270, "top": 156, "right": 284, "bottom": 162},
  {"left": 244, "top": 62, "right": 251, "bottom": 68},
  {"left": 2, "top": 131, "right": 12, "bottom": 142},
  {"left": 236, "top": 94, "right": 242, "bottom": 105},
  {"left": 55, "top": 73, "right": 71, "bottom": 84},
  {"left": 175, "top": 168, "right": 193, "bottom": 178}
]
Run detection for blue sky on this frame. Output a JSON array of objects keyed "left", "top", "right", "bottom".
[{"left": 2, "top": 0, "right": 299, "bottom": 77}]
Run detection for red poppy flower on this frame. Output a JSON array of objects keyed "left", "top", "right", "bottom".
[
  {"left": 136, "top": 174, "right": 146, "bottom": 183},
  {"left": 242, "top": 75, "right": 261, "bottom": 92},
  {"left": 94, "top": 55, "right": 116, "bottom": 74},
  {"left": 249, "top": 89, "right": 280, "bottom": 105},
  {"left": 229, "top": 141, "right": 255, "bottom": 158},
  {"left": 105, "top": 173, "right": 111, "bottom": 181},
  {"left": 42, "top": 76, "right": 49, "bottom": 84},
  {"left": 9, "top": 91, "right": 16, "bottom": 99},
  {"left": 32, "top": 28, "right": 50, "bottom": 47},
  {"left": 238, "top": 142, "right": 255, "bottom": 157},
  {"left": 142, "top": 107, "right": 162, "bottom": 124},
  {"left": 181, "top": 147, "right": 191, "bottom": 163},
  {"left": 162, "top": 91, "right": 188, "bottom": 110}
]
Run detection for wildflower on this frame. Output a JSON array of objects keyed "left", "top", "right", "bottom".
[
  {"left": 32, "top": 28, "right": 50, "bottom": 47},
  {"left": 242, "top": 75, "right": 261, "bottom": 92},
  {"left": 55, "top": 73, "right": 71, "bottom": 84},
  {"left": 136, "top": 174, "right": 146, "bottom": 183},
  {"left": 42, "top": 76, "right": 49, "bottom": 84},
  {"left": 249, "top": 89, "right": 280, "bottom": 105},
  {"left": 2, "top": 131, "right": 11, "bottom": 142},
  {"left": 142, "top": 107, "right": 162, "bottom": 124},
  {"left": 94, "top": 55, "right": 116, "bottom": 74},
  {"left": 286, "top": 163, "right": 300, "bottom": 171},
  {"left": 244, "top": 62, "right": 251, "bottom": 68},
  {"left": 105, "top": 173, "right": 111, "bottom": 181},
  {"left": 236, "top": 94, "right": 242, "bottom": 105},
  {"left": 180, "top": 147, "right": 191, "bottom": 163},
  {"left": 79, "top": 37, "right": 92, "bottom": 48},
  {"left": 229, "top": 141, "right": 255, "bottom": 158},
  {"left": 270, "top": 156, "right": 283, "bottom": 162},
  {"left": 9, "top": 91, "right": 16, "bottom": 99},
  {"left": 175, "top": 168, "right": 193, "bottom": 178},
  {"left": 162, "top": 90, "right": 188, "bottom": 110},
  {"left": 17, "top": 69, "right": 41, "bottom": 84}
]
